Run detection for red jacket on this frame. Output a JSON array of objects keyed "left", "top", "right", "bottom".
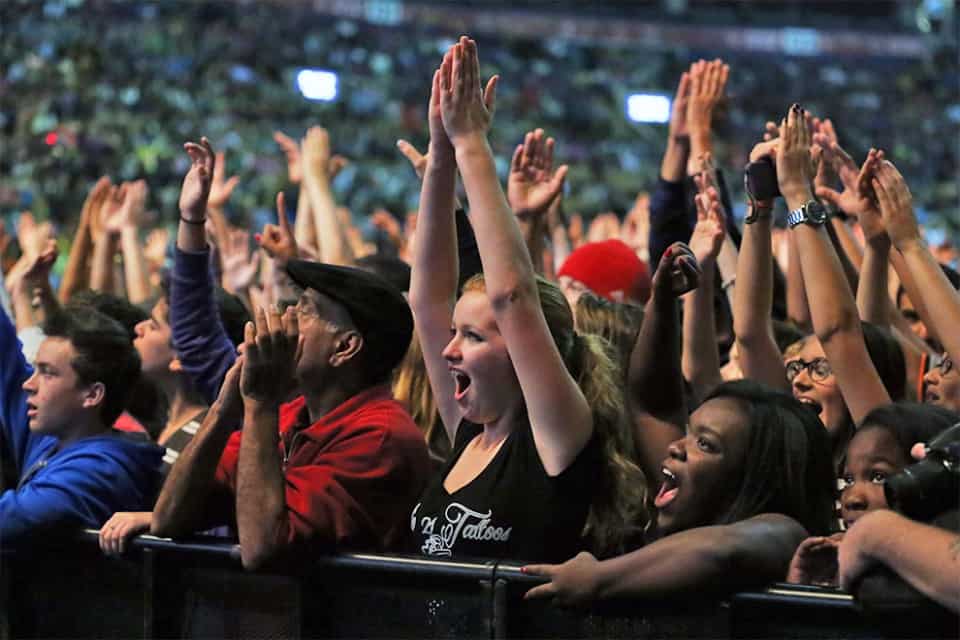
[{"left": 214, "top": 385, "right": 430, "bottom": 552}]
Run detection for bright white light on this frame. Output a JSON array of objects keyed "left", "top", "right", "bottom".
[
  {"left": 626, "top": 94, "right": 671, "bottom": 124},
  {"left": 297, "top": 69, "right": 338, "bottom": 102}
]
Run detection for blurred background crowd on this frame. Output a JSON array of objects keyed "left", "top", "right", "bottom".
[{"left": 1, "top": 0, "right": 957, "bottom": 274}]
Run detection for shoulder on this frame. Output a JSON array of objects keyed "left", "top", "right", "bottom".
[{"left": 59, "top": 435, "right": 164, "bottom": 479}]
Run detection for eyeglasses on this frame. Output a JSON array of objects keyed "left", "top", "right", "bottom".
[
  {"left": 936, "top": 353, "right": 953, "bottom": 376},
  {"left": 785, "top": 357, "right": 832, "bottom": 384}
]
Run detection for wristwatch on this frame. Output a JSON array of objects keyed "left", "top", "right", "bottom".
[{"left": 787, "top": 200, "right": 828, "bottom": 229}]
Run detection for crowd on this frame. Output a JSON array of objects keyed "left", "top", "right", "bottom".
[{"left": 1, "top": 30, "right": 959, "bottom": 618}]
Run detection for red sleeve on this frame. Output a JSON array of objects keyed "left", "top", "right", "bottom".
[
  {"left": 277, "top": 426, "right": 418, "bottom": 551},
  {"left": 214, "top": 430, "right": 243, "bottom": 492}
]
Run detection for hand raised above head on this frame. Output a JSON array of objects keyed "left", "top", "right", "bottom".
[
  {"left": 208, "top": 151, "right": 239, "bottom": 210},
  {"left": 871, "top": 160, "right": 921, "bottom": 250},
  {"left": 256, "top": 192, "right": 299, "bottom": 269},
  {"left": 179, "top": 137, "right": 216, "bottom": 222},
  {"left": 508, "top": 127, "right": 569, "bottom": 218},
  {"left": 776, "top": 104, "right": 815, "bottom": 207},
  {"left": 439, "top": 36, "right": 498, "bottom": 148},
  {"left": 273, "top": 131, "right": 303, "bottom": 184},
  {"left": 654, "top": 241, "right": 702, "bottom": 298}
]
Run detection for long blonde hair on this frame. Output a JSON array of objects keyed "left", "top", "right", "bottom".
[
  {"left": 462, "top": 274, "right": 649, "bottom": 556},
  {"left": 392, "top": 330, "right": 451, "bottom": 466}
]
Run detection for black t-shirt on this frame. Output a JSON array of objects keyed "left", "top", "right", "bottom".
[{"left": 409, "top": 419, "right": 598, "bottom": 563}]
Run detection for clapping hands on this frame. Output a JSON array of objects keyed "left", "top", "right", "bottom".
[{"left": 438, "top": 36, "right": 498, "bottom": 148}]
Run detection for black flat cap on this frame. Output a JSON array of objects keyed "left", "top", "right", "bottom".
[{"left": 286, "top": 259, "right": 413, "bottom": 379}]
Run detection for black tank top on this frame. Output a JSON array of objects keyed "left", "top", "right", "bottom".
[{"left": 409, "top": 419, "right": 598, "bottom": 563}]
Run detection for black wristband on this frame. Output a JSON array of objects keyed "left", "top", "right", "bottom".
[{"left": 180, "top": 216, "right": 206, "bottom": 226}]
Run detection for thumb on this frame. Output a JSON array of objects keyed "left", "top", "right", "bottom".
[
  {"left": 396, "top": 139, "right": 423, "bottom": 164},
  {"left": 815, "top": 186, "right": 842, "bottom": 208},
  {"left": 483, "top": 75, "right": 499, "bottom": 115},
  {"left": 548, "top": 165, "right": 569, "bottom": 197}
]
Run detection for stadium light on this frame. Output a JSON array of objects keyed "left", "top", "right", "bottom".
[
  {"left": 296, "top": 69, "right": 338, "bottom": 102},
  {"left": 626, "top": 93, "right": 671, "bottom": 124}
]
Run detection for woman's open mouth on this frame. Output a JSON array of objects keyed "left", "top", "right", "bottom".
[
  {"left": 654, "top": 467, "right": 680, "bottom": 509},
  {"left": 451, "top": 369, "right": 472, "bottom": 400}
]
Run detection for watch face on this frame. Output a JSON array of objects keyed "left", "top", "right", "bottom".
[{"left": 807, "top": 201, "right": 828, "bottom": 224}]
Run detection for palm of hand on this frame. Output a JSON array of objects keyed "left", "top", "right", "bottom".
[
  {"left": 442, "top": 101, "right": 491, "bottom": 146},
  {"left": 508, "top": 166, "right": 554, "bottom": 214},
  {"left": 690, "top": 219, "right": 723, "bottom": 264},
  {"left": 224, "top": 251, "right": 258, "bottom": 291}
]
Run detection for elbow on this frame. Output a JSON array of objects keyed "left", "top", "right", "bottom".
[
  {"left": 486, "top": 279, "right": 537, "bottom": 315},
  {"left": 239, "top": 538, "right": 279, "bottom": 572},
  {"left": 813, "top": 307, "right": 861, "bottom": 346},
  {"left": 149, "top": 512, "right": 175, "bottom": 538}
]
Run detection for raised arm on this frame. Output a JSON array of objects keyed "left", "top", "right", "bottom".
[
  {"left": 681, "top": 178, "right": 725, "bottom": 403},
  {"left": 507, "top": 127, "right": 568, "bottom": 274},
  {"left": 777, "top": 106, "right": 890, "bottom": 424},
  {"left": 874, "top": 160, "right": 960, "bottom": 368},
  {"left": 628, "top": 242, "right": 699, "bottom": 482},
  {"left": 443, "top": 37, "right": 590, "bottom": 474},
  {"left": 112, "top": 180, "right": 152, "bottom": 304},
  {"left": 734, "top": 140, "right": 789, "bottom": 390},
  {"left": 171, "top": 137, "right": 238, "bottom": 405},
  {"left": 407, "top": 61, "right": 466, "bottom": 445},
  {"left": 685, "top": 59, "right": 729, "bottom": 178},
  {"left": 301, "top": 127, "right": 355, "bottom": 267},
  {"left": 89, "top": 185, "right": 124, "bottom": 295},
  {"left": 524, "top": 513, "right": 807, "bottom": 605},
  {"left": 60, "top": 177, "right": 111, "bottom": 303}
]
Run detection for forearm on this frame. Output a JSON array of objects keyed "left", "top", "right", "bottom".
[
  {"left": 236, "top": 401, "right": 286, "bottom": 570},
  {"left": 733, "top": 215, "right": 788, "bottom": 388},
  {"left": 89, "top": 235, "right": 119, "bottom": 293},
  {"left": 304, "top": 174, "right": 354, "bottom": 266},
  {"left": 629, "top": 290, "right": 685, "bottom": 423},
  {"left": 151, "top": 401, "right": 235, "bottom": 537},
  {"left": 455, "top": 136, "right": 536, "bottom": 300},
  {"left": 682, "top": 262, "right": 721, "bottom": 402},
  {"left": 517, "top": 214, "right": 547, "bottom": 276},
  {"left": 716, "top": 235, "right": 739, "bottom": 308},
  {"left": 786, "top": 231, "right": 811, "bottom": 330},
  {"left": 409, "top": 157, "right": 459, "bottom": 310},
  {"left": 686, "top": 131, "right": 711, "bottom": 177},
  {"left": 898, "top": 239, "right": 960, "bottom": 363},
  {"left": 660, "top": 138, "right": 689, "bottom": 183},
  {"left": 858, "top": 511, "right": 960, "bottom": 614},
  {"left": 790, "top": 199, "right": 890, "bottom": 421},
  {"left": 10, "top": 284, "right": 35, "bottom": 332},
  {"left": 856, "top": 237, "right": 892, "bottom": 325},
  {"left": 293, "top": 192, "right": 318, "bottom": 256},
  {"left": 830, "top": 217, "right": 863, "bottom": 273},
  {"left": 59, "top": 224, "right": 92, "bottom": 303},
  {"left": 120, "top": 227, "right": 151, "bottom": 304},
  {"left": 825, "top": 218, "right": 860, "bottom": 293}
]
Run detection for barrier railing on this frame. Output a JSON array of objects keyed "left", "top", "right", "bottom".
[{"left": 0, "top": 530, "right": 953, "bottom": 639}]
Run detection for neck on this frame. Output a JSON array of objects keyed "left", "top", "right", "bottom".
[
  {"left": 57, "top": 415, "right": 108, "bottom": 449},
  {"left": 304, "top": 384, "right": 360, "bottom": 424},
  {"left": 479, "top": 403, "right": 524, "bottom": 449}
]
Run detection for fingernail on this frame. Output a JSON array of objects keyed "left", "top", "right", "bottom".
[{"left": 520, "top": 567, "right": 527, "bottom": 574}]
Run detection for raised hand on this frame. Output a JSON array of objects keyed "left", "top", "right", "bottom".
[
  {"left": 105, "top": 180, "right": 148, "bottom": 235},
  {"left": 273, "top": 131, "right": 303, "bottom": 184},
  {"left": 686, "top": 58, "right": 729, "bottom": 141},
  {"left": 667, "top": 71, "right": 691, "bottom": 141},
  {"left": 256, "top": 192, "right": 299, "bottom": 269},
  {"left": 144, "top": 228, "right": 170, "bottom": 270},
  {"left": 439, "top": 36, "right": 498, "bottom": 147},
  {"left": 15, "top": 211, "right": 51, "bottom": 258},
  {"left": 396, "top": 139, "right": 429, "bottom": 179},
  {"left": 208, "top": 151, "right": 240, "bottom": 210},
  {"left": 80, "top": 176, "right": 113, "bottom": 239},
  {"left": 240, "top": 306, "right": 302, "bottom": 406},
  {"left": 813, "top": 132, "right": 878, "bottom": 220},
  {"left": 872, "top": 160, "right": 922, "bottom": 250},
  {"left": 507, "top": 128, "right": 569, "bottom": 217},
  {"left": 179, "top": 137, "right": 216, "bottom": 223},
  {"left": 371, "top": 209, "right": 405, "bottom": 251},
  {"left": 776, "top": 104, "right": 816, "bottom": 208},
  {"left": 689, "top": 179, "right": 726, "bottom": 266},
  {"left": 654, "top": 241, "right": 701, "bottom": 298},
  {"left": 222, "top": 228, "right": 261, "bottom": 294},
  {"left": 301, "top": 126, "right": 332, "bottom": 182}
]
